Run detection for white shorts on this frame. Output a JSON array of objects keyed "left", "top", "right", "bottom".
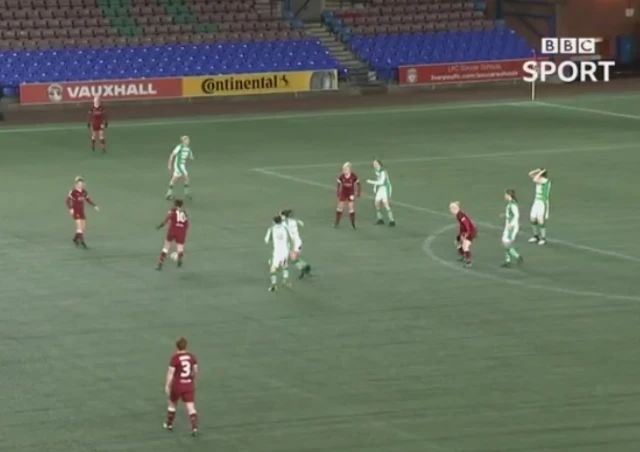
[
  {"left": 173, "top": 164, "right": 188, "bottom": 178},
  {"left": 270, "top": 249, "right": 289, "bottom": 268},
  {"left": 502, "top": 226, "right": 519, "bottom": 243},
  {"left": 375, "top": 186, "right": 390, "bottom": 203},
  {"left": 530, "top": 200, "right": 549, "bottom": 221}
]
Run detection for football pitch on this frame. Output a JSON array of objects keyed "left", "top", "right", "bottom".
[{"left": 3, "top": 93, "right": 640, "bottom": 452}]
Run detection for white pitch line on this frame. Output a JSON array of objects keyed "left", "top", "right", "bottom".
[
  {"left": 257, "top": 142, "right": 639, "bottom": 171},
  {"left": 0, "top": 100, "right": 528, "bottom": 134},
  {"left": 536, "top": 101, "right": 640, "bottom": 121},
  {"left": 252, "top": 167, "right": 640, "bottom": 264},
  {"left": 422, "top": 224, "right": 640, "bottom": 302},
  {"left": 5, "top": 90, "right": 640, "bottom": 135},
  {"left": 4, "top": 93, "right": 640, "bottom": 135}
]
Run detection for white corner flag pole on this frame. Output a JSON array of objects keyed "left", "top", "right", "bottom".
[{"left": 531, "top": 49, "right": 537, "bottom": 101}]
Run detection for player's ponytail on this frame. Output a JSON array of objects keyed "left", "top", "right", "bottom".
[{"left": 506, "top": 189, "right": 517, "bottom": 201}]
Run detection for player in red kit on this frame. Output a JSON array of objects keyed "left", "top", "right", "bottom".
[
  {"left": 88, "top": 96, "right": 108, "bottom": 152},
  {"left": 66, "top": 176, "right": 99, "bottom": 248},
  {"left": 164, "top": 336, "right": 199, "bottom": 436},
  {"left": 156, "top": 199, "right": 189, "bottom": 270},
  {"left": 335, "top": 162, "right": 360, "bottom": 228},
  {"left": 449, "top": 202, "right": 477, "bottom": 267}
]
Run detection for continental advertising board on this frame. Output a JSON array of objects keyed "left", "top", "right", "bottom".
[{"left": 181, "top": 70, "right": 338, "bottom": 97}]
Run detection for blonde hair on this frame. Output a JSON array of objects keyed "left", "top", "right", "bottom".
[
  {"left": 342, "top": 162, "right": 351, "bottom": 170},
  {"left": 74, "top": 176, "right": 84, "bottom": 183}
]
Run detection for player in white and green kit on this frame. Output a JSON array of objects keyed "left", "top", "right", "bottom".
[
  {"left": 527, "top": 168, "right": 551, "bottom": 245},
  {"left": 501, "top": 189, "right": 523, "bottom": 267},
  {"left": 366, "top": 159, "right": 395, "bottom": 227},
  {"left": 166, "top": 135, "right": 194, "bottom": 200}
]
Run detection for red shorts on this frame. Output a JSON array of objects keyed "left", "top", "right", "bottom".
[
  {"left": 461, "top": 232, "right": 476, "bottom": 242},
  {"left": 170, "top": 387, "right": 195, "bottom": 403},
  {"left": 166, "top": 229, "right": 187, "bottom": 245},
  {"left": 73, "top": 212, "right": 86, "bottom": 220},
  {"left": 338, "top": 193, "right": 355, "bottom": 203},
  {"left": 91, "top": 123, "right": 104, "bottom": 132}
]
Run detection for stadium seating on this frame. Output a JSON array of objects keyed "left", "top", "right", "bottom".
[
  {"left": 322, "top": 0, "right": 533, "bottom": 81},
  {"left": 0, "top": 0, "right": 340, "bottom": 94},
  {"left": 351, "top": 29, "right": 533, "bottom": 80}
]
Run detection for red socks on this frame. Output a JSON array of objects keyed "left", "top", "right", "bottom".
[
  {"left": 74, "top": 232, "right": 84, "bottom": 241},
  {"left": 189, "top": 412, "right": 198, "bottom": 431},
  {"left": 159, "top": 251, "right": 167, "bottom": 264},
  {"left": 336, "top": 211, "right": 356, "bottom": 227},
  {"left": 166, "top": 409, "right": 176, "bottom": 427},
  {"left": 165, "top": 409, "right": 197, "bottom": 431}
]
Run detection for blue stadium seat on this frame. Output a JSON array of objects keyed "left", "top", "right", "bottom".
[
  {"left": 348, "top": 29, "right": 533, "bottom": 81},
  {"left": 0, "top": 40, "right": 342, "bottom": 89}
]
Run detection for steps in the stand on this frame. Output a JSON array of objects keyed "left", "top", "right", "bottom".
[{"left": 303, "top": 21, "right": 370, "bottom": 75}]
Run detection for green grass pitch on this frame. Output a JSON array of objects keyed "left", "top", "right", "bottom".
[{"left": 3, "top": 94, "right": 640, "bottom": 452}]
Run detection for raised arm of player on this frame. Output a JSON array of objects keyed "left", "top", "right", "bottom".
[
  {"left": 264, "top": 227, "right": 272, "bottom": 244},
  {"left": 532, "top": 169, "right": 546, "bottom": 183},
  {"left": 528, "top": 168, "right": 542, "bottom": 178},
  {"left": 164, "top": 365, "right": 175, "bottom": 395}
]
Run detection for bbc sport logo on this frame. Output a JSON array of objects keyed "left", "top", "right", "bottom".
[{"left": 522, "top": 37, "right": 615, "bottom": 83}]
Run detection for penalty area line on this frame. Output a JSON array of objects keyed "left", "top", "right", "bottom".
[
  {"left": 251, "top": 168, "right": 640, "bottom": 265},
  {"left": 256, "top": 142, "right": 639, "bottom": 171},
  {"left": 422, "top": 224, "right": 640, "bottom": 302}
]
